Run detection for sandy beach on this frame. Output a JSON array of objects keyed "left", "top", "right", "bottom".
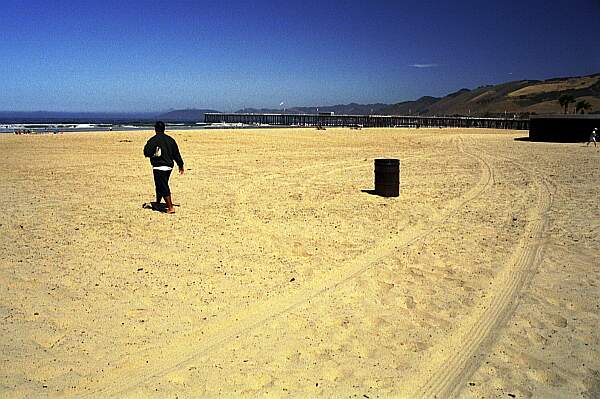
[{"left": 0, "top": 127, "right": 598, "bottom": 398}]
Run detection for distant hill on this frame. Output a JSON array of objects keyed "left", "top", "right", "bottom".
[
  {"left": 157, "top": 108, "right": 219, "bottom": 122},
  {"left": 3, "top": 73, "right": 598, "bottom": 124},
  {"left": 236, "top": 103, "right": 389, "bottom": 115},
  {"left": 376, "top": 96, "right": 440, "bottom": 116},
  {"left": 233, "top": 74, "right": 599, "bottom": 118},
  {"left": 380, "top": 74, "right": 600, "bottom": 117}
]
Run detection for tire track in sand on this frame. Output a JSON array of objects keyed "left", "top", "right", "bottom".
[
  {"left": 410, "top": 149, "right": 554, "bottom": 399},
  {"left": 75, "top": 137, "right": 492, "bottom": 398}
]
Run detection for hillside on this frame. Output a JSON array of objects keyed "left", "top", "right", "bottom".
[
  {"left": 5, "top": 74, "right": 596, "bottom": 124},
  {"left": 380, "top": 74, "right": 600, "bottom": 117},
  {"left": 234, "top": 74, "right": 599, "bottom": 118},
  {"left": 237, "top": 103, "right": 389, "bottom": 115}
]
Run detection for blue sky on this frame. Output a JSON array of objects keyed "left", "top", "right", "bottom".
[{"left": 1, "top": 0, "right": 599, "bottom": 112}]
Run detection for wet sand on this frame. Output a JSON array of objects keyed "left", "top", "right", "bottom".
[{"left": 0, "top": 128, "right": 598, "bottom": 398}]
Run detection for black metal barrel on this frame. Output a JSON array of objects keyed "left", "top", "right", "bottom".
[{"left": 374, "top": 159, "right": 400, "bottom": 197}]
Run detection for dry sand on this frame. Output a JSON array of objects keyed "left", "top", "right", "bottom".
[{"left": 0, "top": 128, "right": 598, "bottom": 398}]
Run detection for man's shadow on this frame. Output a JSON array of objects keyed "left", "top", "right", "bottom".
[{"left": 142, "top": 202, "right": 180, "bottom": 213}]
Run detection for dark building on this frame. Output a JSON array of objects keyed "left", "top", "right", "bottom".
[{"left": 529, "top": 115, "right": 600, "bottom": 142}]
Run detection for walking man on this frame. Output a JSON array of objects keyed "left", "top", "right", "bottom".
[
  {"left": 587, "top": 127, "right": 598, "bottom": 147},
  {"left": 144, "top": 121, "right": 184, "bottom": 214}
]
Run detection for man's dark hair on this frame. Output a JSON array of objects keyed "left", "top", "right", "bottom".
[{"left": 154, "top": 121, "right": 166, "bottom": 133}]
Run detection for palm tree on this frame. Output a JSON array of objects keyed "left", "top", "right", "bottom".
[
  {"left": 575, "top": 100, "right": 592, "bottom": 114},
  {"left": 558, "top": 94, "right": 576, "bottom": 114}
]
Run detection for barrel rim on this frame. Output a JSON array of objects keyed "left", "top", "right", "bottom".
[{"left": 374, "top": 158, "right": 400, "bottom": 163}]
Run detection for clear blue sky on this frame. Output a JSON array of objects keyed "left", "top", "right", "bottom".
[{"left": 1, "top": 0, "right": 599, "bottom": 112}]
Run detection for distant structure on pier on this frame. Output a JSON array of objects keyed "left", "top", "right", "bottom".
[{"left": 204, "top": 113, "right": 529, "bottom": 130}]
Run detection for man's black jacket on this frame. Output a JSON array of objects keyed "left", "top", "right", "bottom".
[{"left": 143, "top": 133, "right": 184, "bottom": 168}]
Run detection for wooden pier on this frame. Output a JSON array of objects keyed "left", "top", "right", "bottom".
[{"left": 204, "top": 113, "right": 529, "bottom": 130}]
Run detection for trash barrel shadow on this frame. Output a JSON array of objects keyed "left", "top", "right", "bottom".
[{"left": 361, "top": 189, "right": 378, "bottom": 196}]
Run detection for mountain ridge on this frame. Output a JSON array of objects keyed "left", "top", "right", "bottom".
[
  {"left": 380, "top": 74, "right": 600, "bottom": 116},
  {"left": 234, "top": 73, "right": 600, "bottom": 117},
  {"left": 2, "top": 73, "right": 598, "bottom": 123}
]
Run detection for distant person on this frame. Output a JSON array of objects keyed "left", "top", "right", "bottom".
[
  {"left": 587, "top": 127, "right": 597, "bottom": 147},
  {"left": 143, "top": 121, "right": 184, "bottom": 214}
]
